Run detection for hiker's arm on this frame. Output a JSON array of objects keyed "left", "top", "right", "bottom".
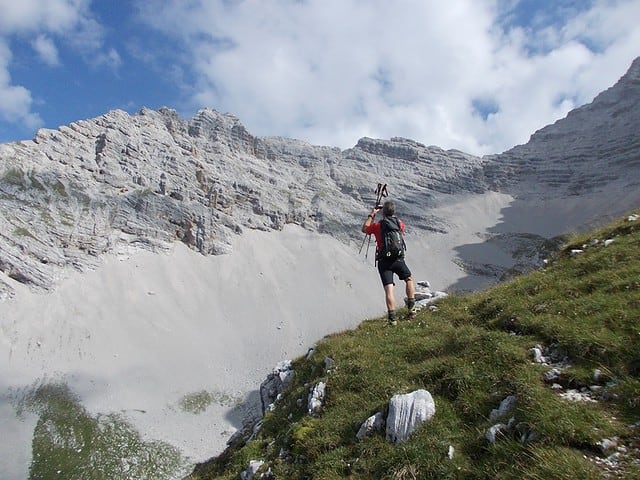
[{"left": 361, "top": 207, "right": 380, "bottom": 233}]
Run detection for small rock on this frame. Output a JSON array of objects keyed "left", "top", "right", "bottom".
[
  {"left": 356, "top": 412, "right": 385, "bottom": 441},
  {"left": 260, "top": 361, "right": 295, "bottom": 414},
  {"left": 486, "top": 423, "right": 507, "bottom": 443},
  {"left": 597, "top": 437, "right": 619, "bottom": 454},
  {"left": 489, "top": 395, "right": 517, "bottom": 422},
  {"left": 308, "top": 382, "right": 326, "bottom": 416},
  {"left": 240, "top": 460, "right": 264, "bottom": 480},
  {"left": 447, "top": 445, "right": 455, "bottom": 459},
  {"left": 559, "top": 389, "right": 597, "bottom": 403},
  {"left": 324, "top": 357, "right": 335, "bottom": 370},
  {"left": 544, "top": 368, "right": 562, "bottom": 383},
  {"left": 529, "top": 346, "right": 546, "bottom": 363}
]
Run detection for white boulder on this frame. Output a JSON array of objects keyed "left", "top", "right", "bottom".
[{"left": 386, "top": 389, "right": 436, "bottom": 444}]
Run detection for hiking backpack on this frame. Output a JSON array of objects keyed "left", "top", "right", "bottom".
[{"left": 378, "top": 217, "right": 406, "bottom": 260}]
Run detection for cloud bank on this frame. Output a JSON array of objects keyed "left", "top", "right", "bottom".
[{"left": 1, "top": 0, "right": 639, "bottom": 155}]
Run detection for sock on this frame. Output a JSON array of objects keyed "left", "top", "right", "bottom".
[
  {"left": 388, "top": 310, "right": 396, "bottom": 321},
  {"left": 406, "top": 298, "right": 415, "bottom": 310}
]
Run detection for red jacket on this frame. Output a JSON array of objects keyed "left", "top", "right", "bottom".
[{"left": 364, "top": 217, "right": 406, "bottom": 252}]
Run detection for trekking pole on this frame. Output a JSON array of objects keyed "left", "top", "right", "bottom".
[{"left": 359, "top": 183, "right": 388, "bottom": 257}]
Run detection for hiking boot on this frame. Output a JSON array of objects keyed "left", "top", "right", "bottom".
[
  {"left": 387, "top": 310, "right": 397, "bottom": 326},
  {"left": 387, "top": 319, "right": 398, "bottom": 327},
  {"left": 405, "top": 297, "right": 417, "bottom": 319}
]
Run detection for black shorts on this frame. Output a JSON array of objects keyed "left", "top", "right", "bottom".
[{"left": 377, "top": 257, "right": 412, "bottom": 286}]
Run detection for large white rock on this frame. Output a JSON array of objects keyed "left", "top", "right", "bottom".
[{"left": 386, "top": 389, "right": 436, "bottom": 444}]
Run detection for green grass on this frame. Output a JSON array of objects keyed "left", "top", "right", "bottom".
[
  {"left": 17, "top": 381, "right": 186, "bottom": 480},
  {"left": 188, "top": 212, "right": 640, "bottom": 479}
]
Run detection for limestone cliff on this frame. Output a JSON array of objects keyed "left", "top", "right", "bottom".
[{"left": 0, "top": 57, "right": 639, "bottom": 298}]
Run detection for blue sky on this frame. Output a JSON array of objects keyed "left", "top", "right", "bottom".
[{"left": 0, "top": 0, "right": 639, "bottom": 155}]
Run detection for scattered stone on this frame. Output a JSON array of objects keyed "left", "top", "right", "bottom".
[
  {"left": 489, "top": 395, "right": 517, "bottom": 422},
  {"left": 308, "top": 382, "right": 326, "bottom": 416},
  {"left": 486, "top": 423, "right": 508, "bottom": 443},
  {"left": 544, "top": 368, "right": 562, "bottom": 383},
  {"left": 413, "top": 281, "right": 448, "bottom": 311},
  {"left": 260, "top": 361, "right": 295, "bottom": 414},
  {"left": 597, "top": 437, "right": 619, "bottom": 454},
  {"left": 324, "top": 357, "right": 335, "bottom": 371},
  {"left": 628, "top": 214, "right": 639, "bottom": 222},
  {"left": 529, "top": 346, "right": 547, "bottom": 364},
  {"left": 447, "top": 445, "right": 455, "bottom": 459},
  {"left": 240, "top": 460, "right": 264, "bottom": 480},
  {"left": 558, "top": 389, "right": 597, "bottom": 403},
  {"left": 386, "top": 389, "right": 436, "bottom": 444},
  {"left": 604, "top": 239, "right": 615, "bottom": 247},
  {"left": 356, "top": 412, "right": 385, "bottom": 441},
  {"left": 570, "top": 249, "right": 584, "bottom": 255}
]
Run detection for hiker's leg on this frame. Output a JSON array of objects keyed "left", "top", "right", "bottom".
[
  {"left": 378, "top": 260, "right": 397, "bottom": 322},
  {"left": 384, "top": 283, "right": 395, "bottom": 311},
  {"left": 405, "top": 276, "right": 415, "bottom": 301}
]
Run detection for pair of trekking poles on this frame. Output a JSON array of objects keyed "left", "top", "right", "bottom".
[{"left": 359, "top": 182, "right": 388, "bottom": 259}]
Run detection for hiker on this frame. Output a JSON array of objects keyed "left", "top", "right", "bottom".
[{"left": 361, "top": 200, "right": 416, "bottom": 325}]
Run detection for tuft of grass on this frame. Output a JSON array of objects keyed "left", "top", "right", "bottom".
[
  {"left": 177, "top": 390, "right": 240, "bottom": 414},
  {"left": 17, "top": 381, "right": 186, "bottom": 480},
  {"left": 188, "top": 212, "right": 640, "bottom": 479}
]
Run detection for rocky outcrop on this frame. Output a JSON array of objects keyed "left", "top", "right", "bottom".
[{"left": 259, "top": 361, "right": 295, "bottom": 414}]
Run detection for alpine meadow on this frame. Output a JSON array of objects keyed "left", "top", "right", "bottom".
[{"left": 189, "top": 213, "right": 640, "bottom": 479}]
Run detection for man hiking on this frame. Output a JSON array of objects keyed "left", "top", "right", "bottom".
[{"left": 361, "top": 200, "right": 416, "bottom": 326}]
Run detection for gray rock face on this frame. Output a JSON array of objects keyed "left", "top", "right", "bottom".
[
  {"left": 0, "top": 107, "right": 486, "bottom": 297},
  {"left": 485, "top": 56, "right": 640, "bottom": 198},
  {"left": 1, "top": 57, "right": 639, "bottom": 298}
]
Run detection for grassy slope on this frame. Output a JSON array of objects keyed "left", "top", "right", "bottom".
[{"left": 188, "top": 213, "right": 640, "bottom": 480}]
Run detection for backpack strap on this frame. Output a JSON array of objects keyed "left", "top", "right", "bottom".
[{"left": 390, "top": 216, "right": 407, "bottom": 251}]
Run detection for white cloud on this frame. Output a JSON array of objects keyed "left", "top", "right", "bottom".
[
  {"left": 0, "top": 0, "right": 117, "bottom": 130},
  {"left": 0, "top": 0, "right": 90, "bottom": 35},
  {"left": 94, "top": 48, "right": 122, "bottom": 70},
  {"left": 32, "top": 35, "right": 60, "bottom": 66},
  {"left": 0, "top": 41, "right": 41, "bottom": 128},
  {"left": 138, "top": 0, "right": 640, "bottom": 155}
]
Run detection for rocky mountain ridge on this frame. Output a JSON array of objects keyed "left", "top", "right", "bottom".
[
  {"left": 485, "top": 56, "right": 640, "bottom": 197},
  {"left": 1, "top": 57, "right": 639, "bottom": 299}
]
